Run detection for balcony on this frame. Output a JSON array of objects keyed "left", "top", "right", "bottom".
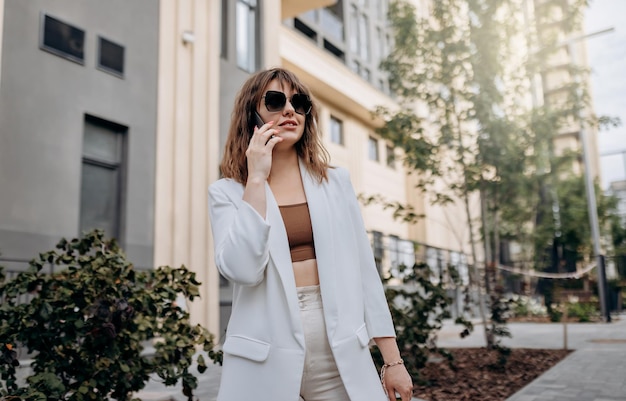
[{"left": 282, "top": 0, "right": 337, "bottom": 19}]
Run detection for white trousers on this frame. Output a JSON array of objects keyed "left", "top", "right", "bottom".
[{"left": 297, "top": 285, "right": 351, "bottom": 401}]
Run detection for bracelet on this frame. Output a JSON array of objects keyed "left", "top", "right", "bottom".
[
  {"left": 380, "top": 359, "right": 404, "bottom": 389},
  {"left": 383, "top": 359, "right": 404, "bottom": 368}
]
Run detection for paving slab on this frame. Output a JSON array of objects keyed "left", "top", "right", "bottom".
[
  {"left": 134, "top": 315, "right": 626, "bottom": 400},
  {"left": 436, "top": 314, "right": 626, "bottom": 401}
]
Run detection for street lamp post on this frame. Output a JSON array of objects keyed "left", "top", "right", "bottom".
[{"left": 566, "top": 29, "right": 614, "bottom": 322}]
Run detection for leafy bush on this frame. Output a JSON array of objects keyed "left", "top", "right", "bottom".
[
  {"left": 548, "top": 305, "right": 563, "bottom": 322},
  {"left": 0, "top": 230, "right": 222, "bottom": 401},
  {"left": 566, "top": 301, "right": 597, "bottom": 322},
  {"left": 371, "top": 262, "right": 473, "bottom": 379},
  {"left": 510, "top": 295, "right": 547, "bottom": 318},
  {"left": 548, "top": 300, "right": 598, "bottom": 322}
]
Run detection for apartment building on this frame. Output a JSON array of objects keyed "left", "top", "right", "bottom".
[
  {"left": 1, "top": 0, "right": 475, "bottom": 335},
  {"left": 529, "top": 0, "right": 601, "bottom": 177}
]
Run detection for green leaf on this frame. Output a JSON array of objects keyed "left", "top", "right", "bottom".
[{"left": 1, "top": 229, "right": 223, "bottom": 400}]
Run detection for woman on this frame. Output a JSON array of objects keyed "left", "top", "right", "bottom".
[{"left": 208, "top": 67, "right": 413, "bottom": 401}]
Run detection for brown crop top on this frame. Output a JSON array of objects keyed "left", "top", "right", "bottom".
[{"left": 278, "top": 202, "right": 316, "bottom": 262}]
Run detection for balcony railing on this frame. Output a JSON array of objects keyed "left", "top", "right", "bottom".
[
  {"left": 320, "top": 8, "right": 344, "bottom": 42},
  {"left": 368, "top": 231, "right": 472, "bottom": 286}
]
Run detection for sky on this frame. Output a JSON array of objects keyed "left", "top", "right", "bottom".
[{"left": 584, "top": 0, "right": 626, "bottom": 189}]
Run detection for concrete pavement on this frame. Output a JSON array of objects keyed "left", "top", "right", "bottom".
[{"left": 135, "top": 314, "right": 626, "bottom": 400}]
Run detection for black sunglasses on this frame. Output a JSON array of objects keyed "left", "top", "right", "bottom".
[{"left": 263, "top": 90, "right": 312, "bottom": 115}]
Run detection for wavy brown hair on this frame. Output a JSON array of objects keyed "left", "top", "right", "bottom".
[{"left": 220, "top": 67, "right": 330, "bottom": 184}]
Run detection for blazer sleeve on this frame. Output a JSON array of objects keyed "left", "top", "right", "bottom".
[
  {"left": 208, "top": 180, "right": 270, "bottom": 286},
  {"left": 337, "top": 168, "right": 396, "bottom": 339}
]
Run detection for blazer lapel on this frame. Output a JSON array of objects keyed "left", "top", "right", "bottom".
[
  {"left": 300, "top": 161, "right": 339, "bottom": 338},
  {"left": 264, "top": 182, "right": 305, "bottom": 338}
]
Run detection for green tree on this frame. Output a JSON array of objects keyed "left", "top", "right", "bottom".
[
  {"left": 378, "top": 0, "right": 524, "bottom": 348},
  {"left": 375, "top": 0, "right": 613, "bottom": 347}
]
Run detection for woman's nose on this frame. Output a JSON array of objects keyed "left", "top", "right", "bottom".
[{"left": 283, "top": 98, "right": 296, "bottom": 115}]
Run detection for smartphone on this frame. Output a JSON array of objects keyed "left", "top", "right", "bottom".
[
  {"left": 254, "top": 111, "right": 265, "bottom": 129},
  {"left": 249, "top": 111, "right": 265, "bottom": 138}
]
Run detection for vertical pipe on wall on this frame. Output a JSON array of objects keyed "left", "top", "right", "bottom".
[{"left": 0, "top": 0, "right": 4, "bottom": 89}]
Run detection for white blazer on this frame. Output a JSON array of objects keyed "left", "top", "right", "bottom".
[{"left": 208, "top": 162, "right": 395, "bottom": 401}]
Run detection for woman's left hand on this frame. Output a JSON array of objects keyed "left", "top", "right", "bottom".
[{"left": 382, "top": 364, "right": 413, "bottom": 401}]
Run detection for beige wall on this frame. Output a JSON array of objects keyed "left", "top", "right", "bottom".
[
  {"left": 279, "top": 26, "right": 411, "bottom": 240},
  {"left": 154, "top": 0, "right": 221, "bottom": 333}
]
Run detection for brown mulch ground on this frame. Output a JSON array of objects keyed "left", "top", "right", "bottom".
[{"left": 413, "top": 348, "right": 572, "bottom": 401}]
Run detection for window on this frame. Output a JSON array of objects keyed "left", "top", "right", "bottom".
[
  {"left": 368, "top": 136, "right": 379, "bottom": 161},
  {"left": 290, "top": 0, "right": 389, "bottom": 90},
  {"left": 358, "top": 13, "right": 369, "bottom": 61},
  {"left": 373, "top": 27, "right": 381, "bottom": 61},
  {"left": 97, "top": 37, "right": 125, "bottom": 77},
  {"left": 294, "top": 18, "right": 317, "bottom": 41},
  {"left": 321, "top": 6, "right": 344, "bottom": 42},
  {"left": 386, "top": 145, "right": 395, "bottom": 168},
  {"left": 349, "top": 6, "right": 370, "bottom": 61},
  {"left": 40, "top": 14, "right": 85, "bottom": 64},
  {"left": 236, "top": 0, "right": 258, "bottom": 72},
  {"left": 79, "top": 116, "right": 127, "bottom": 240},
  {"left": 330, "top": 116, "right": 344, "bottom": 145},
  {"left": 349, "top": 4, "right": 362, "bottom": 54},
  {"left": 324, "top": 39, "right": 345, "bottom": 60}
]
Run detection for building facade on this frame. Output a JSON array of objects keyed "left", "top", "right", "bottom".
[
  {"left": 0, "top": 1, "right": 159, "bottom": 270},
  {"left": 528, "top": 0, "right": 601, "bottom": 177},
  {"left": 1, "top": 0, "right": 483, "bottom": 336}
]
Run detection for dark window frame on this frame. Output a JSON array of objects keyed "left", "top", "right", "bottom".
[
  {"left": 368, "top": 136, "right": 379, "bottom": 162},
  {"left": 79, "top": 115, "right": 128, "bottom": 242},
  {"left": 386, "top": 144, "right": 395, "bottom": 168},
  {"left": 330, "top": 115, "right": 344, "bottom": 146},
  {"left": 97, "top": 36, "right": 125, "bottom": 78},
  {"left": 39, "top": 13, "right": 85, "bottom": 65},
  {"left": 235, "top": 0, "right": 260, "bottom": 73}
]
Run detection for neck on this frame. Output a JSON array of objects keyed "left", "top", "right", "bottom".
[{"left": 268, "top": 150, "right": 299, "bottom": 182}]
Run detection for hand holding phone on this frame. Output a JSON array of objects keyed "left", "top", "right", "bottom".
[
  {"left": 253, "top": 111, "right": 277, "bottom": 143},
  {"left": 254, "top": 111, "right": 265, "bottom": 129}
]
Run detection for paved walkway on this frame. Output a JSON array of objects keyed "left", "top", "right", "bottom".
[
  {"left": 135, "top": 314, "right": 626, "bottom": 400},
  {"left": 436, "top": 314, "right": 626, "bottom": 401}
]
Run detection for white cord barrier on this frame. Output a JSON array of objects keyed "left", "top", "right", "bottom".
[{"left": 494, "top": 262, "right": 596, "bottom": 279}]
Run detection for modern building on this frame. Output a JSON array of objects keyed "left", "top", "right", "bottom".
[
  {"left": 1, "top": 0, "right": 479, "bottom": 336},
  {"left": 528, "top": 0, "right": 601, "bottom": 177},
  {"left": 0, "top": 2, "right": 159, "bottom": 271}
]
